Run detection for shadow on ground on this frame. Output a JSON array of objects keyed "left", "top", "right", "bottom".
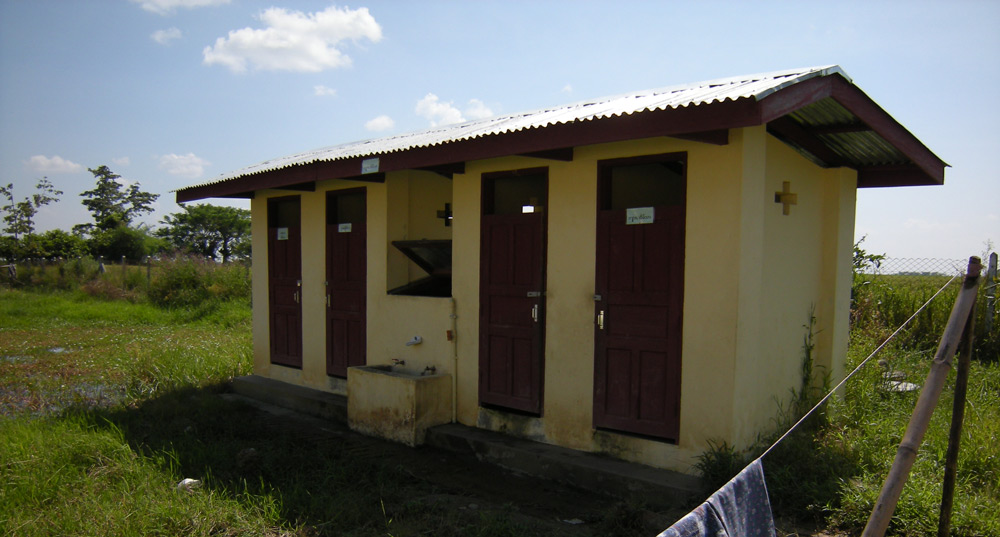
[{"left": 79, "top": 383, "right": 686, "bottom": 536}]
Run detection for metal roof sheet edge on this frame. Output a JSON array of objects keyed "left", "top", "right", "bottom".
[{"left": 175, "top": 65, "right": 846, "bottom": 192}]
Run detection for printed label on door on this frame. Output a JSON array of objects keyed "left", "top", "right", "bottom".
[{"left": 626, "top": 207, "right": 654, "bottom": 225}]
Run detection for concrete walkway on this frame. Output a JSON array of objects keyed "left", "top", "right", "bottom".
[{"left": 230, "top": 375, "right": 702, "bottom": 508}]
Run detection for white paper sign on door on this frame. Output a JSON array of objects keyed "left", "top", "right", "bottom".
[
  {"left": 277, "top": 227, "right": 289, "bottom": 240},
  {"left": 626, "top": 207, "right": 654, "bottom": 225}
]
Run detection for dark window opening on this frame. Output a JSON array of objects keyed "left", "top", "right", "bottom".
[
  {"left": 483, "top": 170, "right": 548, "bottom": 215},
  {"left": 268, "top": 197, "right": 300, "bottom": 227},
  {"left": 388, "top": 239, "right": 452, "bottom": 297},
  {"left": 600, "top": 158, "right": 685, "bottom": 211},
  {"left": 327, "top": 190, "right": 366, "bottom": 225}
]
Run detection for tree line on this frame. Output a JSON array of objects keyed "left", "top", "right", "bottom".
[{"left": 0, "top": 165, "right": 249, "bottom": 262}]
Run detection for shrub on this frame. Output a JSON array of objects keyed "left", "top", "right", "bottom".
[
  {"left": 79, "top": 277, "right": 141, "bottom": 302},
  {"left": 147, "top": 256, "right": 212, "bottom": 308}
]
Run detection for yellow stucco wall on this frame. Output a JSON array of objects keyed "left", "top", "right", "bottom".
[{"left": 249, "top": 126, "right": 857, "bottom": 475}]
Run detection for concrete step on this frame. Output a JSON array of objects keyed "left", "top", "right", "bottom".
[
  {"left": 229, "top": 375, "right": 702, "bottom": 508},
  {"left": 425, "top": 423, "right": 702, "bottom": 508},
  {"left": 230, "top": 375, "right": 347, "bottom": 422}
]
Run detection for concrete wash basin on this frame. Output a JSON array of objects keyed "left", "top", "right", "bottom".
[{"left": 346, "top": 365, "right": 452, "bottom": 447}]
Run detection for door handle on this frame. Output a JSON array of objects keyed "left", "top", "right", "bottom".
[
  {"left": 531, "top": 304, "right": 539, "bottom": 323},
  {"left": 597, "top": 310, "right": 604, "bottom": 330},
  {"left": 293, "top": 291, "right": 300, "bottom": 304}
]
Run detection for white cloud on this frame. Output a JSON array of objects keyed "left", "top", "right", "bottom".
[
  {"left": 131, "top": 0, "right": 230, "bottom": 16},
  {"left": 562, "top": 84, "right": 573, "bottom": 94},
  {"left": 415, "top": 94, "right": 465, "bottom": 126},
  {"left": 365, "top": 115, "right": 395, "bottom": 132},
  {"left": 465, "top": 99, "right": 493, "bottom": 120},
  {"left": 25, "top": 155, "right": 82, "bottom": 174},
  {"left": 203, "top": 6, "right": 382, "bottom": 73},
  {"left": 314, "top": 85, "right": 337, "bottom": 97},
  {"left": 415, "top": 94, "right": 495, "bottom": 126},
  {"left": 112, "top": 157, "right": 131, "bottom": 167},
  {"left": 158, "top": 153, "right": 210, "bottom": 178},
  {"left": 151, "top": 27, "right": 182, "bottom": 45}
]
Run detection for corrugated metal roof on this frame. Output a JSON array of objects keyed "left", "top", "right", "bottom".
[{"left": 184, "top": 65, "right": 847, "bottom": 189}]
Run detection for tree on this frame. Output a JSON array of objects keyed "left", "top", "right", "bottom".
[
  {"left": 88, "top": 224, "right": 168, "bottom": 262},
  {"left": 76, "top": 165, "right": 158, "bottom": 233},
  {"left": 36, "top": 229, "right": 87, "bottom": 259},
  {"left": 0, "top": 178, "right": 62, "bottom": 239},
  {"left": 158, "top": 204, "right": 251, "bottom": 262}
]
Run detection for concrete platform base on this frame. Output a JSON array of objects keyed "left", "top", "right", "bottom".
[
  {"left": 231, "top": 375, "right": 347, "bottom": 422},
  {"left": 424, "top": 423, "right": 702, "bottom": 507},
  {"left": 228, "top": 375, "right": 702, "bottom": 507}
]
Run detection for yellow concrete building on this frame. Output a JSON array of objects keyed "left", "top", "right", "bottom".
[{"left": 177, "top": 66, "right": 945, "bottom": 475}]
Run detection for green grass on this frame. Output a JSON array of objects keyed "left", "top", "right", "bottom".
[
  {"left": 4, "top": 268, "right": 998, "bottom": 536},
  {"left": 0, "top": 414, "right": 285, "bottom": 536},
  {"left": 2, "top": 289, "right": 637, "bottom": 536},
  {"left": 697, "top": 273, "right": 1000, "bottom": 536}
]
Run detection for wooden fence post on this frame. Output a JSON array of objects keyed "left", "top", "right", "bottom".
[
  {"left": 121, "top": 255, "right": 126, "bottom": 290},
  {"left": 986, "top": 252, "right": 997, "bottom": 336},
  {"left": 146, "top": 256, "right": 152, "bottom": 288},
  {"left": 861, "top": 257, "right": 983, "bottom": 537},
  {"left": 937, "top": 290, "right": 976, "bottom": 537}
]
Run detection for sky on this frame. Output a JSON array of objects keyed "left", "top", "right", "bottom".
[{"left": 0, "top": 0, "right": 997, "bottom": 261}]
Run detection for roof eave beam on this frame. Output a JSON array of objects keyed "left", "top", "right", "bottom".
[
  {"left": 273, "top": 181, "right": 315, "bottom": 192},
  {"left": 858, "top": 165, "right": 941, "bottom": 188},
  {"left": 830, "top": 77, "right": 946, "bottom": 185},
  {"left": 767, "top": 116, "right": 846, "bottom": 167},
  {"left": 670, "top": 129, "right": 729, "bottom": 146},
  {"left": 518, "top": 148, "right": 575, "bottom": 161},
  {"left": 417, "top": 162, "right": 466, "bottom": 179}
]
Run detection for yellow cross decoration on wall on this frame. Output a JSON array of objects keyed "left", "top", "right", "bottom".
[{"left": 774, "top": 181, "right": 798, "bottom": 215}]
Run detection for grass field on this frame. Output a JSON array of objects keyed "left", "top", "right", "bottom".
[
  {"left": 0, "top": 289, "right": 666, "bottom": 537},
  {"left": 2, "top": 267, "right": 999, "bottom": 535}
]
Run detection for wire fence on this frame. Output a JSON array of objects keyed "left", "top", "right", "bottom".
[
  {"left": 858, "top": 257, "right": 969, "bottom": 277},
  {"left": 853, "top": 254, "right": 999, "bottom": 357}
]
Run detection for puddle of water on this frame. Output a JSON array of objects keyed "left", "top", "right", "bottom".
[
  {"left": 1, "top": 355, "right": 35, "bottom": 364},
  {"left": 0, "top": 382, "right": 128, "bottom": 418},
  {"left": 48, "top": 347, "right": 68, "bottom": 354}
]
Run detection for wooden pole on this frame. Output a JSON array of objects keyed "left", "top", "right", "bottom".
[
  {"left": 938, "top": 292, "right": 976, "bottom": 537},
  {"left": 985, "top": 252, "right": 997, "bottom": 337},
  {"left": 861, "top": 257, "right": 983, "bottom": 537}
]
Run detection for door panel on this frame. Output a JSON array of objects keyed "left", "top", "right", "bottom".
[
  {"left": 326, "top": 190, "right": 367, "bottom": 377},
  {"left": 268, "top": 197, "right": 302, "bottom": 368},
  {"left": 594, "top": 156, "right": 685, "bottom": 440},
  {"left": 479, "top": 171, "right": 547, "bottom": 414}
]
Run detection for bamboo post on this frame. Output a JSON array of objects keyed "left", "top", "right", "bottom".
[
  {"left": 938, "top": 293, "right": 976, "bottom": 537},
  {"left": 986, "top": 252, "right": 997, "bottom": 336},
  {"left": 862, "top": 257, "right": 983, "bottom": 537}
]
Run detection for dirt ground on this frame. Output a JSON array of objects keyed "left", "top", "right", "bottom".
[{"left": 230, "top": 393, "right": 834, "bottom": 536}]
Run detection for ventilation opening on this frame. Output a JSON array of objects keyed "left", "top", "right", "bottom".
[{"left": 388, "top": 239, "right": 452, "bottom": 297}]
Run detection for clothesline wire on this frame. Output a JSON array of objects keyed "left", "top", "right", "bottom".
[{"left": 756, "top": 272, "right": 960, "bottom": 461}]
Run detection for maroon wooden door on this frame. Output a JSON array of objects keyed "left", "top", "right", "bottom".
[
  {"left": 479, "top": 170, "right": 547, "bottom": 414},
  {"left": 326, "top": 189, "right": 367, "bottom": 377},
  {"left": 593, "top": 155, "right": 685, "bottom": 440},
  {"left": 268, "top": 196, "right": 302, "bottom": 368}
]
